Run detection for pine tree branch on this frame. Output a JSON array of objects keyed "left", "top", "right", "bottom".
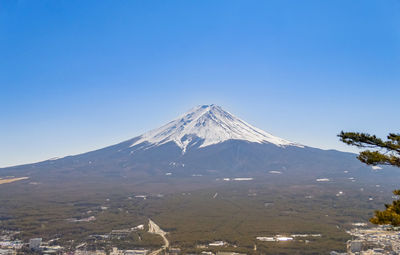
[
  {"left": 358, "top": 150, "right": 400, "bottom": 167},
  {"left": 339, "top": 131, "right": 400, "bottom": 226},
  {"left": 338, "top": 132, "right": 400, "bottom": 153}
]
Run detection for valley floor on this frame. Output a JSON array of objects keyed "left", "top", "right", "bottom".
[{"left": 0, "top": 176, "right": 397, "bottom": 254}]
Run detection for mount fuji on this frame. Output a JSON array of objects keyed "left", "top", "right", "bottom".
[
  {"left": 131, "top": 104, "right": 303, "bottom": 153},
  {"left": 0, "top": 104, "right": 385, "bottom": 184}
]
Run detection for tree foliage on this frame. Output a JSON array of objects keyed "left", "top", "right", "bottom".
[
  {"left": 339, "top": 132, "right": 400, "bottom": 167},
  {"left": 339, "top": 131, "right": 400, "bottom": 226}
]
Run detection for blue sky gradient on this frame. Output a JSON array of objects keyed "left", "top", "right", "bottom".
[{"left": 1, "top": 0, "right": 399, "bottom": 167}]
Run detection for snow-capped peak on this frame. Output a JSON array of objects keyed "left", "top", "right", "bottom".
[{"left": 131, "top": 104, "right": 303, "bottom": 153}]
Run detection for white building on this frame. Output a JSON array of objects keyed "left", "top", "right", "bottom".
[
  {"left": 124, "top": 250, "right": 148, "bottom": 255},
  {"left": 29, "top": 238, "right": 42, "bottom": 250},
  {"left": 347, "top": 240, "right": 363, "bottom": 253}
]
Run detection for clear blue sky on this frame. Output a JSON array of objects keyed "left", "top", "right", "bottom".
[{"left": 1, "top": 0, "right": 399, "bottom": 167}]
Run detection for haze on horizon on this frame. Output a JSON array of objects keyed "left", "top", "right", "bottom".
[{"left": 1, "top": 0, "right": 399, "bottom": 167}]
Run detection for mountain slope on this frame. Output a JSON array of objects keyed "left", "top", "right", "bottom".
[
  {"left": 131, "top": 104, "right": 302, "bottom": 153},
  {"left": 2, "top": 104, "right": 396, "bottom": 186}
]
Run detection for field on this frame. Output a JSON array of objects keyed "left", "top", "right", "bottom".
[{"left": 0, "top": 175, "right": 396, "bottom": 254}]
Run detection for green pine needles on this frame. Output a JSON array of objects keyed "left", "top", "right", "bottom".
[
  {"left": 369, "top": 189, "right": 400, "bottom": 226},
  {"left": 339, "top": 131, "right": 400, "bottom": 226}
]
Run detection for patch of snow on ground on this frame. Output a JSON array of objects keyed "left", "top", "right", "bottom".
[
  {"left": 233, "top": 178, "right": 253, "bottom": 181},
  {"left": 269, "top": 171, "right": 282, "bottom": 174}
]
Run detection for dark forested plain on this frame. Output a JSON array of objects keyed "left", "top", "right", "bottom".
[{"left": 1, "top": 172, "right": 399, "bottom": 254}]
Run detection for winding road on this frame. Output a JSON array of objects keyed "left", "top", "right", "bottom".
[{"left": 148, "top": 219, "right": 169, "bottom": 255}]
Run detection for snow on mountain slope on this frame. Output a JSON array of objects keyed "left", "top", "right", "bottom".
[{"left": 131, "top": 104, "right": 303, "bottom": 153}]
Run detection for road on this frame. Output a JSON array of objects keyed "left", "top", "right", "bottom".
[{"left": 148, "top": 219, "right": 169, "bottom": 255}]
